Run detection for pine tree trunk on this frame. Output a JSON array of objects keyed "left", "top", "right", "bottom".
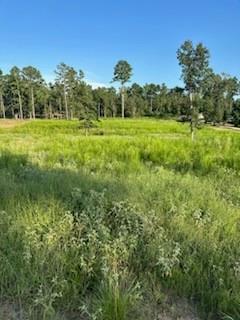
[
  {"left": 190, "top": 92, "right": 194, "bottom": 141},
  {"left": 58, "top": 97, "right": 62, "bottom": 111},
  {"left": 31, "top": 87, "right": 35, "bottom": 119},
  {"left": 121, "top": 86, "right": 125, "bottom": 118},
  {"left": 111, "top": 103, "right": 115, "bottom": 117},
  {"left": 15, "top": 77, "right": 23, "bottom": 119},
  {"left": 0, "top": 92, "right": 5, "bottom": 119},
  {"left": 49, "top": 102, "right": 53, "bottom": 119},
  {"left": 63, "top": 83, "right": 69, "bottom": 120},
  {"left": 44, "top": 102, "right": 48, "bottom": 119},
  {"left": 104, "top": 104, "right": 107, "bottom": 118},
  {"left": 113, "top": 104, "right": 117, "bottom": 117},
  {"left": 17, "top": 85, "right": 23, "bottom": 119}
]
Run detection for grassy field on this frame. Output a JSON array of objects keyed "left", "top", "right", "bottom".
[{"left": 0, "top": 118, "right": 240, "bottom": 320}]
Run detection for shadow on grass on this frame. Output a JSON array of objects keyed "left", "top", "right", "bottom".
[
  {"left": 0, "top": 151, "right": 128, "bottom": 212},
  {"left": 0, "top": 151, "right": 131, "bottom": 319}
]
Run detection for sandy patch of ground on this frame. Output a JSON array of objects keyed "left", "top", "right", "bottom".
[
  {"left": 213, "top": 124, "right": 240, "bottom": 132},
  {"left": 0, "top": 301, "right": 24, "bottom": 320},
  {"left": 0, "top": 120, "right": 28, "bottom": 129},
  {"left": 0, "top": 297, "right": 200, "bottom": 320}
]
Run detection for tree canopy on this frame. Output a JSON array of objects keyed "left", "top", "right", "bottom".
[{"left": 0, "top": 42, "right": 239, "bottom": 126}]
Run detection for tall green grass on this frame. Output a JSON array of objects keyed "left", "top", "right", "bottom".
[{"left": 0, "top": 119, "right": 239, "bottom": 319}]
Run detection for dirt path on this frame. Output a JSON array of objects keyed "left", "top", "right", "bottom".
[
  {"left": 0, "top": 120, "right": 28, "bottom": 129},
  {"left": 0, "top": 298, "right": 200, "bottom": 320},
  {"left": 213, "top": 124, "right": 240, "bottom": 132}
]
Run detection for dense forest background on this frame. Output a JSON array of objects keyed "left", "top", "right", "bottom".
[{"left": 1, "top": 41, "right": 240, "bottom": 126}]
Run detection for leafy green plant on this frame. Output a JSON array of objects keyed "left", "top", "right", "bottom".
[{"left": 79, "top": 118, "right": 98, "bottom": 135}]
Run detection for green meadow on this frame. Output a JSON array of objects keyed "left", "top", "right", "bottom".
[{"left": 0, "top": 118, "right": 240, "bottom": 319}]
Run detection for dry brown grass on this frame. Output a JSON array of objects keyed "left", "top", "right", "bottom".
[{"left": 0, "top": 120, "right": 28, "bottom": 129}]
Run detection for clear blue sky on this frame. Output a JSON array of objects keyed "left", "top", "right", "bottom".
[{"left": 0, "top": 0, "right": 240, "bottom": 88}]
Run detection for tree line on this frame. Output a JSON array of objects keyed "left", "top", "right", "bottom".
[{"left": 0, "top": 41, "right": 240, "bottom": 127}]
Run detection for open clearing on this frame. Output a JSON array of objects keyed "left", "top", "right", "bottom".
[{"left": 0, "top": 119, "right": 239, "bottom": 320}]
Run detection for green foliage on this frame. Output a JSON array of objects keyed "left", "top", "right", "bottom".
[
  {"left": 0, "top": 49, "right": 238, "bottom": 130},
  {"left": 78, "top": 118, "right": 98, "bottom": 135},
  {"left": 177, "top": 40, "right": 210, "bottom": 137},
  {"left": 232, "top": 99, "right": 240, "bottom": 127},
  {"left": 113, "top": 60, "right": 133, "bottom": 86},
  {"left": 177, "top": 40, "right": 210, "bottom": 93},
  {"left": 0, "top": 119, "right": 240, "bottom": 319}
]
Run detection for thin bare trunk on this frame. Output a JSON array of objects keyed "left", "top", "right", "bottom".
[
  {"left": 190, "top": 92, "right": 194, "bottom": 141},
  {"left": 49, "top": 102, "right": 53, "bottom": 119},
  {"left": 0, "top": 92, "right": 5, "bottom": 119},
  {"left": 104, "top": 104, "right": 107, "bottom": 118},
  {"left": 121, "top": 86, "right": 125, "bottom": 118},
  {"left": 44, "top": 102, "right": 48, "bottom": 119},
  {"left": 63, "top": 83, "right": 69, "bottom": 120},
  {"left": 58, "top": 97, "right": 62, "bottom": 111},
  {"left": 113, "top": 103, "right": 117, "bottom": 117},
  {"left": 16, "top": 79, "right": 23, "bottom": 119},
  {"left": 31, "top": 87, "right": 35, "bottom": 119},
  {"left": 111, "top": 103, "right": 115, "bottom": 117}
]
